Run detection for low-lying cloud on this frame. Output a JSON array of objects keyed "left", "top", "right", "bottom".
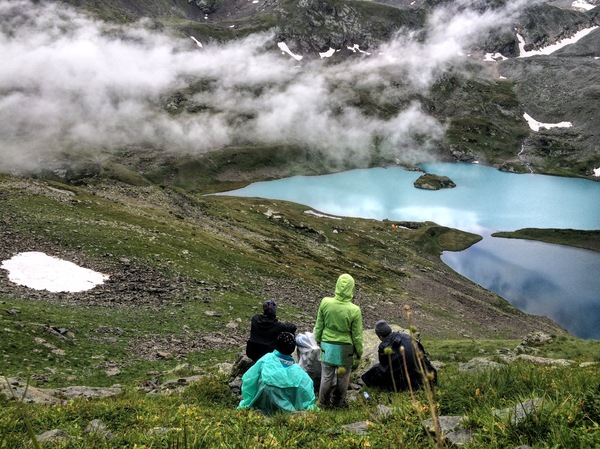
[{"left": 0, "top": 0, "right": 530, "bottom": 173}]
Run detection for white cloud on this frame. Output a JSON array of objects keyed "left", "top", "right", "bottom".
[{"left": 0, "top": 0, "right": 533, "bottom": 173}]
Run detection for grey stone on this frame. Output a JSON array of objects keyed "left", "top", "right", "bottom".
[
  {"left": 229, "top": 378, "right": 242, "bottom": 396},
  {"left": 376, "top": 404, "right": 393, "bottom": 418},
  {"left": 217, "top": 362, "right": 234, "bottom": 375},
  {"left": 494, "top": 398, "right": 543, "bottom": 425},
  {"left": 459, "top": 357, "right": 503, "bottom": 372},
  {"left": 516, "top": 355, "right": 572, "bottom": 366},
  {"left": 0, "top": 378, "right": 60, "bottom": 405},
  {"left": 105, "top": 367, "right": 121, "bottom": 376},
  {"left": 84, "top": 419, "right": 114, "bottom": 440},
  {"left": 342, "top": 421, "right": 369, "bottom": 435},
  {"left": 422, "top": 415, "right": 474, "bottom": 446},
  {"left": 36, "top": 429, "right": 70, "bottom": 443},
  {"left": 446, "top": 428, "right": 475, "bottom": 446},
  {"left": 50, "top": 385, "right": 122, "bottom": 400},
  {"left": 520, "top": 331, "right": 553, "bottom": 347},
  {"left": 229, "top": 352, "right": 254, "bottom": 380},
  {"left": 422, "top": 415, "right": 465, "bottom": 434}
]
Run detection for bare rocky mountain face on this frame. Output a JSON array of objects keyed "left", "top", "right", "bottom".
[{"left": 48, "top": 0, "right": 600, "bottom": 180}]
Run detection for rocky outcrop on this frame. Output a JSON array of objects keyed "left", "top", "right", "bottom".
[
  {"left": 0, "top": 377, "right": 122, "bottom": 404},
  {"left": 414, "top": 173, "right": 457, "bottom": 190},
  {"left": 36, "top": 419, "right": 115, "bottom": 445},
  {"left": 421, "top": 398, "right": 543, "bottom": 446},
  {"left": 273, "top": 0, "right": 426, "bottom": 54}
]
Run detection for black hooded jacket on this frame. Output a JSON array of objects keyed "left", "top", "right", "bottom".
[
  {"left": 246, "top": 314, "right": 297, "bottom": 362},
  {"left": 362, "top": 332, "right": 437, "bottom": 391}
]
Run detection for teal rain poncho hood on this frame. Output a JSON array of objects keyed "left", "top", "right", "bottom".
[{"left": 237, "top": 351, "right": 316, "bottom": 415}]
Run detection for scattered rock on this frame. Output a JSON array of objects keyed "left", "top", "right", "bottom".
[
  {"left": 516, "top": 331, "right": 553, "bottom": 353},
  {"left": 84, "top": 419, "right": 114, "bottom": 440},
  {"left": 459, "top": 357, "right": 503, "bottom": 372},
  {"left": 229, "top": 352, "right": 255, "bottom": 380},
  {"left": 422, "top": 415, "right": 465, "bottom": 434},
  {"left": 36, "top": 429, "right": 71, "bottom": 444},
  {"left": 516, "top": 355, "right": 572, "bottom": 366},
  {"left": 47, "top": 385, "right": 123, "bottom": 400},
  {"left": 494, "top": 398, "right": 543, "bottom": 425},
  {"left": 422, "top": 415, "right": 473, "bottom": 446},
  {"left": 376, "top": 404, "right": 393, "bottom": 418},
  {"left": 421, "top": 399, "right": 542, "bottom": 446},
  {"left": 341, "top": 421, "right": 369, "bottom": 435},
  {"left": 229, "top": 378, "right": 242, "bottom": 396},
  {"left": 226, "top": 320, "right": 239, "bottom": 329},
  {"left": 421, "top": 415, "right": 474, "bottom": 446},
  {"left": 157, "top": 351, "right": 172, "bottom": 359},
  {"left": 217, "top": 362, "right": 233, "bottom": 375},
  {"left": 105, "top": 367, "right": 121, "bottom": 376},
  {"left": 0, "top": 378, "right": 60, "bottom": 405}
]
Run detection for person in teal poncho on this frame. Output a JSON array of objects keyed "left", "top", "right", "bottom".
[
  {"left": 314, "top": 273, "right": 363, "bottom": 408},
  {"left": 238, "top": 332, "right": 316, "bottom": 415}
]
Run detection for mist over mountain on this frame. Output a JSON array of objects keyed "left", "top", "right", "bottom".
[{"left": 1, "top": 0, "right": 599, "bottom": 180}]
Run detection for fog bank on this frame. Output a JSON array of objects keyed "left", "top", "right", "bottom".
[{"left": 0, "top": 0, "right": 530, "bottom": 173}]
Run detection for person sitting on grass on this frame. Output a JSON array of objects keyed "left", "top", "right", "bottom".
[
  {"left": 238, "top": 332, "right": 317, "bottom": 415},
  {"left": 361, "top": 320, "right": 437, "bottom": 392},
  {"left": 246, "top": 299, "right": 297, "bottom": 362}
]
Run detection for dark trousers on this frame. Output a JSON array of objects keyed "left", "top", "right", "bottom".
[{"left": 361, "top": 364, "right": 411, "bottom": 391}]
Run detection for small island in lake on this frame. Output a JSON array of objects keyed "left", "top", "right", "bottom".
[{"left": 414, "top": 173, "right": 457, "bottom": 190}]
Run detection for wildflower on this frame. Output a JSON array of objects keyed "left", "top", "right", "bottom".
[
  {"left": 383, "top": 347, "right": 394, "bottom": 355},
  {"left": 338, "top": 366, "right": 347, "bottom": 376}
]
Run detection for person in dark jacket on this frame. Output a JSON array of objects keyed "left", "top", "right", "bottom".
[
  {"left": 361, "top": 320, "right": 437, "bottom": 391},
  {"left": 246, "top": 299, "right": 297, "bottom": 362}
]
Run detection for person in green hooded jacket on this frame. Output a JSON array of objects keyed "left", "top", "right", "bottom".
[{"left": 314, "top": 273, "right": 363, "bottom": 408}]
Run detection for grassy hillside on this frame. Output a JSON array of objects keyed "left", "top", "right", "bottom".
[{"left": 1, "top": 169, "right": 598, "bottom": 447}]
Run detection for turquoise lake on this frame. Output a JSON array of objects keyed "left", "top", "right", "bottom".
[{"left": 218, "top": 163, "right": 600, "bottom": 339}]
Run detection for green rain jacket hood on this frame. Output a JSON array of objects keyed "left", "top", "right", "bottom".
[{"left": 313, "top": 274, "right": 364, "bottom": 356}]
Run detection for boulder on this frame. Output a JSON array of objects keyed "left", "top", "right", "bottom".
[{"left": 414, "top": 173, "right": 457, "bottom": 190}]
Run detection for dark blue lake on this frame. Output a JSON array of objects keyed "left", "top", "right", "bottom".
[{"left": 219, "top": 163, "right": 600, "bottom": 339}]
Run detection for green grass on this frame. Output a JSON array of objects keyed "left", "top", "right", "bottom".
[
  {"left": 0, "top": 296, "right": 246, "bottom": 387},
  {"left": 1, "top": 359, "right": 598, "bottom": 448}
]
